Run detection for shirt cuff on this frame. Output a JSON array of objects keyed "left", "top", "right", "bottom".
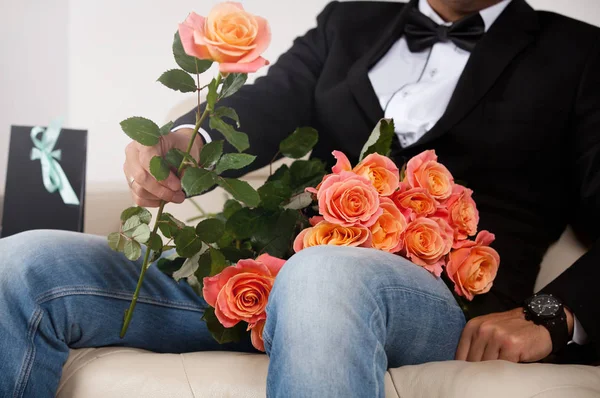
[
  {"left": 569, "top": 314, "right": 589, "bottom": 345},
  {"left": 171, "top": 124, "right": 212, "bottom": 144}
]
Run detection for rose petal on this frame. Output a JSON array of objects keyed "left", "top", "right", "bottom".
[
  {"left": 332, "top": 151, "right": 352, "bottom": 173},
  {"left": 256, "top": 253, "right": 286, "bottom": 277},
  {"left": 238, "top": 16, "right": 271, "bottom": 64},
  {"left": 219, "top": 56, "right": 269, "bottom": 73}
]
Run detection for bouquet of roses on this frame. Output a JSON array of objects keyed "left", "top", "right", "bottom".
[{"left": 109, "top": 2, "right": 499, "bottom": 353}]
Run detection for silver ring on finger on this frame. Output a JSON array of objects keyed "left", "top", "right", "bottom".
[{"left": 128, "top": 176, "right": 135, "bottom": 188}]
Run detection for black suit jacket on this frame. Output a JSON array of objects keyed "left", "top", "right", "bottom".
[{"left": 176, "top": 0, "right": 600, "bottom": 362}]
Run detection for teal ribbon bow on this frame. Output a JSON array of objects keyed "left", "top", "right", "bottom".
[{"left": 30, "top": 118, "right": 81, "bottom": 206}]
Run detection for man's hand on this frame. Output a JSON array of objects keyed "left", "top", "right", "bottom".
[
  {"left": 123, "top": 128, "right": 201, "bottom": 207},
  {"left": 455, "top": 307, "right": 574, "bottom": 363}
]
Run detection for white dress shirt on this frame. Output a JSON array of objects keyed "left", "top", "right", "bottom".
[{"left": 175, "top": 0, "right": 587, "bottom": 346}]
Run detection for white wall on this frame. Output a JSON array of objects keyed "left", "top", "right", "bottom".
[{"left": 1, "top": 0, "right": 599, "bottom": 230}]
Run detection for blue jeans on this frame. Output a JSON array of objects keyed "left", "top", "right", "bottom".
[{"left": 0, "top": 230, "right": 465, "bottom": 398}]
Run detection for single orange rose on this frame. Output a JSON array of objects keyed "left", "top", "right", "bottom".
[
  {"left": 293, "top": 221, "right": 372, "bottom": 252},
  {"left": 402, "top": 217, "right": 453, "bottom": 277},
  {"left": 317, "top": 171, "right": 382, "bottom": 227},
  {"left": 446, "top": 231, "right": 499, "bottom": 301},
  {"left": 369, "top": 198, "right": 407, "bottom": 253},
  {"left": 178, "top": 2, "right": 271, "bottom": 73},
  {"left": 353, "top": 153, "right": 400, "bottom": 196},
  {"left": 405, "top": 150, "right": 454, "bottom": 201},
  {"left": 390, "top": 186, "right": 439, "bottom": 221},
  {"left": 446, "top": 185, "right": 480, "bottom": 244}
]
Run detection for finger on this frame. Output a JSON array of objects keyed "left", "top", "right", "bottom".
[
  {"left": 481, "top": 334, "right": 502, "bottom": 361},
  {"left": 131, "top": 191, "right": 162, "bottom": 208},
  {"left": 126, "top": 153, "right": 185, "bottom": 203},
  {"left": 467, "top": 322, "right": 494, "bottom": 362},
  {"left": 136, "top": 142, "right": 182, "bottom": 192}
]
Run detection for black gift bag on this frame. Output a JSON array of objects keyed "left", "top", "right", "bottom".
[{"left": 1, "top": 120, "right": 87, "bottom": 238}]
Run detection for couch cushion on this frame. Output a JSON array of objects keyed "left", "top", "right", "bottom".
[{"left": 58, "top": 348, "right": 599, "bottom": 398}]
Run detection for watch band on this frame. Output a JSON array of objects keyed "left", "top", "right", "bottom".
[{"left": 541, "top": 309, "right": 570, "bottom": 354}]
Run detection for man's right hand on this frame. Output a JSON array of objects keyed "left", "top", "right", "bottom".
[{"left": 123, "top": 128, "right": 201, "bottom": 207}]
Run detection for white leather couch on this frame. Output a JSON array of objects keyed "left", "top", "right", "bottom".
[{"left": 59, "top": 188, "right": 600, "bottom": 397}]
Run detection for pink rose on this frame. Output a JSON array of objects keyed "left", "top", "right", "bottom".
[
  {"left": 446, "top": 185, "right": 480, "bottom": 244},
  {"left": 446, "top": 231, "right": 500, "bottom": 301},
  {"left": 317, "top": 171, "right": 383, "bottom": 227},
  {"left": 178, "top": 3, "right": 271, "bottom": 73},
  {"left": 369, "top": 198, "right": 407, "bottom": 253},
  {"left": 353, "top": 153, "right": 400, "bottom": 197},
  {"left": 405, "top": 150, "right": 454, "bottom": 201},
  {"left": 293, "top": 221, "right": 372, "bottom": 252},
  {"left": 202, "top": 253, "right": 285, "bottom": 327},
  {"left": 249, "top": 319, "right": 266, "bottom": 352},
  {"left": 402, "top": 217, "right": 453, "bottom": 277}
]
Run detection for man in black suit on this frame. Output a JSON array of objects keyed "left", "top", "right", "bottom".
[{"left": 1, "top": 0, "right": 598, "bottom": 396}]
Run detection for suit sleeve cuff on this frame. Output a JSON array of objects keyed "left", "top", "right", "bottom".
[{"left": 171, "top": 124, "right": 212, "bottom": 144}]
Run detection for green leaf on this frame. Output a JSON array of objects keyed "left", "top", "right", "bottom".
[
  {"left": 158, "top": 213, "right": 185, "bottom": 239},
  {"left": 207, "top": 78, "right": 219, "bottom": 111},
  {"left": 120, "top": 207, "right": 152, "bottom": 224},
  {"left": 131, "top": 224, "right": 151, "bottom": 244},
  {"left": 122, "top": 215, "right": 142, "bottom": 237},
  {"left": 158, "top": 69, "right": 197, "bottom": 93},
  {"left": 165, "top": 148, "right": 185, "bottom": 169},
  {"left": 209, "top": 247, "right": 228, "bottom": 276},
  {"left": 217, "top": 177, "right": 260, "bottom": 207},
  {"left": 120, "top": 117, "right": 161, "bottom": 146},
  {"left": 182, "top": 167, "right": 217, "bottom": 196},
  {"left": 359, "top": 118, "right": 395, "bottom": 161},
  {"left": 220, "top": 246, "right": 255, "bottom": 263},
  {"left": 266, "top": 165, "right": 291, "bottom": 185},
  {"left": 124, "top": 240, "right": 142, "bottom": 261},
  {"left": 108, "top": 232, "right": 126, "bottom": 252},
  {"left": 147, "top": 232, "right": 163, "bottom": 251},
  {"left": 209, "top": 116, "right": 249, "bottom": 152},
  {"left": 258, "top": 180, "right": 292, "bottom": 210},
  {"left": 212, "top": 107, "right": 240, "bottom": 128},
  {"left": 226, "top": 207, "right": 263, "bottom": 240},
  {"left": 157, "top": 256, "right": 186, "bottom": 277},
  {"left": 219, "top": 73, "right": 248, "bottom": 99},
  {"left": 216, "top": 231, "right": 235, "bottom": 249},
  {"left": 149, "top": 156, "right": 171, "bottom": 181},
  {"left": 159, "top": 121, "right": 174, "bottom": 136},
  {"left": 251, "top": 209, "right": 302, "bottom": 258},
  {"left": 199, "top": 140, "right": 223, "bottom": 168},
  {"left": 194, "top": 251, "right": 213, "bottom": 290},
  {"left": 173, "top": 248, "right": 206, "bottom": 281},
  {"left": 215, "top": 153, "right": 256, "bottom": 175},
  {"left": 222, "top": 199, "right": 242, "bottom": 219},
  {"left": 173, "top": 31, "right": 213, "bottom": 74},
  {"left": 202, "top": 307, "right": 248, "bottom": 344},
  {"left": 174, "top": 226, "right": 204, "bottom": 258},
  {"left": 289, "top": 159, "right": 326, "bottom": 194},
  {"left": 284, "top": 192, "right": 314, "bottom": 210},
  {"left": 195, "top": 218, "right": 225, "bottom": 243},
  {"left": 279, "top": 127, "right": 319, "bottom": 159}
]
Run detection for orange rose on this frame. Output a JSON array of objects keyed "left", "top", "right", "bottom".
[
  {"left": 391, "top": 186, "right": 439, "bottom": 221},
  {"left": 293, "top": 221, "right": 372, "bottom": 252},
  {"left": 405, "top": 150, "right": 454, "bottom": 201},
  {"left": 202, "top": 254, "right": 285, "bottom": 327},
  {"left": 402, "top": 217, "right": 453, "bottom": 277},
  {"left": 178, "top": 3, "right": 271, "bottom": 73},
  {"left": 353, "top": 153, "right": 400, "bottom": 196},
  {"left": 317, "top": 171, "right": 382, "bottom": 227},
  {"left": 249, "top": 319, "right": 266, "bottom": 352},
  {"left": 331, "top": 150, "right": 352, "bottom": 174},
  {"left": 446, "top": 231, "right": 499, "bottom": 301},
  {"left": 446, "top": 185, "right": 479, "bottom": 243},
  {"left": 369, "top": 198, "right": 407, "bottom": 253}
]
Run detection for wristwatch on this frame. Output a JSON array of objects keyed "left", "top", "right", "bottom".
[{"left": 523, "top": 293, "right": 570, "bottom": 354}]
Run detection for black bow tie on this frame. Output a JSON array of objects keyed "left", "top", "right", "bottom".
[{"left": 404, "top": 8, "right": 485, "bottom": 53}]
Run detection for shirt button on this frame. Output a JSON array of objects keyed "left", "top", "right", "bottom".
[
  {"left": 430, "top": 68, "right": 438, "bottom": 77},
  {"left": 402, "top": 91, "right": 409, "bottom": 98}
]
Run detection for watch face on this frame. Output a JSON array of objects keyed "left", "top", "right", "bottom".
[{"left": 528, "top": 295, "right": 561, "bottom": 318}]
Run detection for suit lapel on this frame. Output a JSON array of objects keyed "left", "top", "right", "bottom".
[
  {"left": 410, "top": 0, "right": 540, "bottom": 149},
  {"left": 347, "top": 0, "right": 418, "bottom": 128}
]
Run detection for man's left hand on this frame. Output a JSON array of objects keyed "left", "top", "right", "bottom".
[{"left": 455, "top": 307, "right": 574, "bottom": 363}]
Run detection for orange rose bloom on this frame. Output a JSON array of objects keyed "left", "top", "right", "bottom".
[
  {"left": 402, "top": 217, "right": 453, "bottom": 276},
  {"left": 405, "top": 150, "right": 454, "bottom": 201},
  {"left": 391, "top": 186, "right": 439, "bottom": 221},
  {"left": 446, "top": 185, "right": 480, "bottom": 243},
  {"left": 369, "top": 198, "right": 407, "bottom": 253},
  {"left": 447, "top": 231, "right": 499, "bottom": 301},
  {"left": 178, "top": 2, "right": 271, "bottom": 73},
  {"left": 293, "top": 221, "right": 372, "bottom": 252},
  {"left": 353, "top": 153, "right": 400, "bottom": 196}
]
